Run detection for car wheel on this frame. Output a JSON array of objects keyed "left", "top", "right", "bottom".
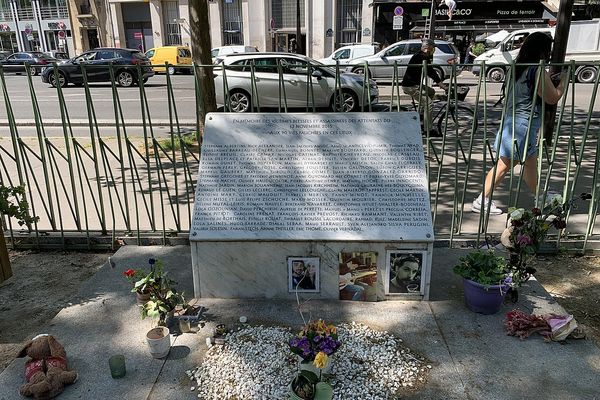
[
  {"left": 331, "top": 90, "right": 358, "bottom": 112},
  {"left": 487, "top": 66, "right": 505, "bottom": 83},
  {"left": 49, "top": 72, "right": 67, "bottom": 88},
  {"left": 167, "top": 66, "right": 176, "bottom": 75},
  {"left": 29, "top": 66, "right": 38, "bottom": 76},
  {"left": 228, "top": 90, "right": 252, "bottom": 112},
  {"left": 116, "top": 70, "right": 134, "bottom": 87},
  {"left": 433, "top": 67, "right": 445, "bottom": 82},
  {"left": 576, "top": 66, "right": 597, "bottom": 84}
]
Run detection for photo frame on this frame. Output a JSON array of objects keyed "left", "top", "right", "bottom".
[
  {"left": 338, "top": 251, "right": 378, "bottom": 302},
  {"left": 288, "top": 257, "right": 320, "bottom": 293},
  {"left": 385, "top": 250, "right": 427, "bottom": 295}
]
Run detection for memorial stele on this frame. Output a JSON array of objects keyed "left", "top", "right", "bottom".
[{"left": 190, "top": 112, "right": 434, "bottom": 300}]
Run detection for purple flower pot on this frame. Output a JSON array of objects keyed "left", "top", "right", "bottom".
[{"left": 462, "top": 278, "right": 507, "bottom": 315}]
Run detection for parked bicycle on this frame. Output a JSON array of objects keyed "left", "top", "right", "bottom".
[{"left": 397, "top": 84, "right": 478, "bottom": 136}]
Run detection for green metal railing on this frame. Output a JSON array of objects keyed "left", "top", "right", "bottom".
[{"left": 0, "top": 60, "right": 598, "bottom": 250}]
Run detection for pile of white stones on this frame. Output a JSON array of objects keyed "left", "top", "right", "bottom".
[{"left": 187, "top": 322, "right": 430, "bottom": 399}]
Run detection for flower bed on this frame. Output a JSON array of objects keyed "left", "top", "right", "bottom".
[{"left": 187, "top": 322, "right": 430, "bottom": 399}]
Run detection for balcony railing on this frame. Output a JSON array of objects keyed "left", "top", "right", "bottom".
[
  {"left": 39, "top": 6, "right": 68, "bottom": 20},
  {"left": 0, "top": 8, "right": 13, "bottom": 21},
  {"left": 17, "top": 7, "right": 35, "bottom": 20}
]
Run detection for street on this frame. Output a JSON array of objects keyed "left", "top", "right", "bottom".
[{"left": 0, "top": 71, "right": 598, "bottom": 138}]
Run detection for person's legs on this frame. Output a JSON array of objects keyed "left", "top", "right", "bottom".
[
  {"left": 522, "top": 154, "right": 538, "bottom": 194},
  {"left": 483, "top": 156, "right": 512, "bottom": 198},
  {"left": 472, "top": 156, "right": 512, "bottom": 215},
  {"left": 343, "top": 284, "right": 365, "bottom": 301}
]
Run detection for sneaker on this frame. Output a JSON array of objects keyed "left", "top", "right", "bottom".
[{"left": 471, "top": 196, "right": 503, "bottom": 215}]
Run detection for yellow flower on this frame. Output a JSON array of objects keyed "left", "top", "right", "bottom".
[{"left": 313, "top": 351, "right": 328, "bottom": 369}]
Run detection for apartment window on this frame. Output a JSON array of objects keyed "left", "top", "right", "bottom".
[
  {"left": 337, "top": 0, "right": 362, "bottom": 45},
  {"left": 223, "top": 0, "right": 242, "bottom": 45},
  {"left": 163, "top": 0, "right": 181, "bottom": 45},
  {"left": 271, "top": 0, "right": 304, "bottom": 30}
]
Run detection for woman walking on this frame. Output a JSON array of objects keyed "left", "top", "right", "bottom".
[{"left": 471, "top": 32, "right": 568, "bottom": 215}]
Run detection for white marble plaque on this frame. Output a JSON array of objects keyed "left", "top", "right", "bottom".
[{"left": 190, "top": 113, "right": 434, "bottom": 242}]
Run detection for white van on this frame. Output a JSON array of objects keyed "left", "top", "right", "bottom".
[
  {"left": 473, "top": 19, "right": 600, "bottom": 83},
  {"left": 211, "top": 45, "right": 258, "bottom": 62},
  {"left": 317, "top": 44, "right": 379, "bottom": 66}
]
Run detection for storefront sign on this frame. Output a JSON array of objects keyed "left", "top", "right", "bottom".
[{"left": 432, "top": 1, "right": 545, "bottom": 21}]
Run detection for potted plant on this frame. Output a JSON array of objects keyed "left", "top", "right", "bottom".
[
  {"left": 288, "top": 320, "right": 339, "bottom": 399},
  {"left": 453, "top": 249, "right": 510, "bottom": 314},
  {"left": 123, "top": 266, "right": 151, "bottom": 305},
  {"left": 133, "top": 258, "right": 186, "bottom": 358}
]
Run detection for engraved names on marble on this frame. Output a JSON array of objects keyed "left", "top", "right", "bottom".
[{"left": 190, "top": 113, "right": 433, "bottom": 242}]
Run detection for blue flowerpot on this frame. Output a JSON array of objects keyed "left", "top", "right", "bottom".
[{"left": 462, "top": 278, "right": 507, "bottom": 315}]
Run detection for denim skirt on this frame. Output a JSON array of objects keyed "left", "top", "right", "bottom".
[{"left": 494, "top": 116, "right": 541, "bottom": 160}]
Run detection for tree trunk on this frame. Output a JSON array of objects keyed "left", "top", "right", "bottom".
[
  {"left": 189, "top": 0, "right": 217, "bottom": 129},
  {"left": 543, "top": 0, "right": 574, "bottom": 144},
  {"left": 0, "top": 229, "right": 12, "bottom": 284},
  {"left": 296, "top": 0, "right": 302, "bottom": 54}
]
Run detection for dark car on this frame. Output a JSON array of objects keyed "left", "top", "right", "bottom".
[
  {"left": 41, "top": 48, "right": 155, "bottom": 87},
  {"left": 0, "top": 51, "right": 11, "bottom": 61},
  {"left": 0, "top": 52, "right": 56, "bottom": 75}
]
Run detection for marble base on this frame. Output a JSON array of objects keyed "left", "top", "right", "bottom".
[{"left": 191, "top": 241, "right": 433, "bottom": 300}]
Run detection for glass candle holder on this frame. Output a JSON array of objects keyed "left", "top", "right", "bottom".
[{"left": 109, "top": 354, "right": 126, "bottom": 379}]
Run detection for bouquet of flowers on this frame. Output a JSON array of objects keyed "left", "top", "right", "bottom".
[
  {"left": 289, "top": 319, "right": 341, "bottom": 364},
  {"left": 501, "top": 194, "right": 569, "bottom": 286}
]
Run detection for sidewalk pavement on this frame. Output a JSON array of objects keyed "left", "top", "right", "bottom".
[{"left": 0, "top": 245, "right": 598, "bottom": 400}]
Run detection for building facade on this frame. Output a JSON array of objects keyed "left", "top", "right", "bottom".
[
  {"left": 66, "top": 0, "right": 111, "bottom": 54},
  {"left": 0, "top": 0, "right": 74, "bottom": 54}
]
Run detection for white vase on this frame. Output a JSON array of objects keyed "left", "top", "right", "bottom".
[
  {"left": 297, "top": 355, "right": 332, "bottom": 376},
  {"left": 146, "top": 326, "right": 171, "bottom": 358}
]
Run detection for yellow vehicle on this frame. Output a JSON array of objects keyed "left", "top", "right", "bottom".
[{"left": 145, "top": 46, "right": 192, "bottom": 75}]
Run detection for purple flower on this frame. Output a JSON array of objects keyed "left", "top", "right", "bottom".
[{"left": 517, "top": 234, "right": 533, "bottom": 246}]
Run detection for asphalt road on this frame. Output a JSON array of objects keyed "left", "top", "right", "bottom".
[{"left": 0, "top": 71, "right": 598, "bottom": 138}]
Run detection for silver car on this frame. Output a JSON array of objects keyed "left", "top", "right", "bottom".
[
  {"left": 214, "top": 53, "right": 378, "bottom": 112},
  {"left": 345, "top": 39, "right": 461, "bottom": 81}
]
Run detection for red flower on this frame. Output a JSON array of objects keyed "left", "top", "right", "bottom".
[
  {"left": 124, "top": 269, "right": 135, "bottom": 277},
  {"left": 532, "top": 207, "right": 541, "bottom": 216}
]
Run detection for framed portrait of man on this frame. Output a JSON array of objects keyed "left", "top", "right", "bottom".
[
  {"left": 288, "top": 257, "right": 320, "bottom": 293},
  {"left": 385, "top": 250, "right": 426, "bottom": 295}
]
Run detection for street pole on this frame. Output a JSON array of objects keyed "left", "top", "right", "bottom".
[
  {"left": 543, "top": 0, "right": 574, "bottom": 143},
  {"left": 429, "top": 0, "right": 437, "bottom": 39}
]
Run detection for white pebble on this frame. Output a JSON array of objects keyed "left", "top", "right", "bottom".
[{"left": 239, "top": 316, "right": 247, "bottom": 323}]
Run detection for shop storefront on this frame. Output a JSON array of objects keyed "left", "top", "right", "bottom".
[
  {"left": 372, "top": 1, "right": 552, "bottom": 52},
  {"left": 0, "top": 22, "right": 18, "bottom": 52}
]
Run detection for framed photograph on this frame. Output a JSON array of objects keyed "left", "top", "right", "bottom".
[
  {"left": 385, "top": 250, "right": 426, "bottom": 295},
  {"left": 338, "top": 251, "right": 378, "bottom": 302},
  {"left": 288, "top": 257, "right": 320, "bottom": 293}
]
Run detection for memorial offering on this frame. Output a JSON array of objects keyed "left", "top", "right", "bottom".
[
  {"left": 338, "top": 252, "right": 378, "bottom": 302},
  {"left": 385, "top": 250, "right": 427, "bottom": 295},
  {"left": 288, "top": 257, "right": 320, "bottom": 293}
]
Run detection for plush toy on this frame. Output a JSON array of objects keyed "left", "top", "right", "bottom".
[{"left": 16, "top": 334, "right": 77, "bottom": 400}]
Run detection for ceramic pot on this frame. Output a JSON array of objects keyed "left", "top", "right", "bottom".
[
  {"left": 462, "top": 278, "right": 507, "bottom": 315},
  {"left": 146, "top": 326, "right": 171, "bottom": 358},
  {"left": 136, "top": 290, "right": 151, "bottom": 305}
]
